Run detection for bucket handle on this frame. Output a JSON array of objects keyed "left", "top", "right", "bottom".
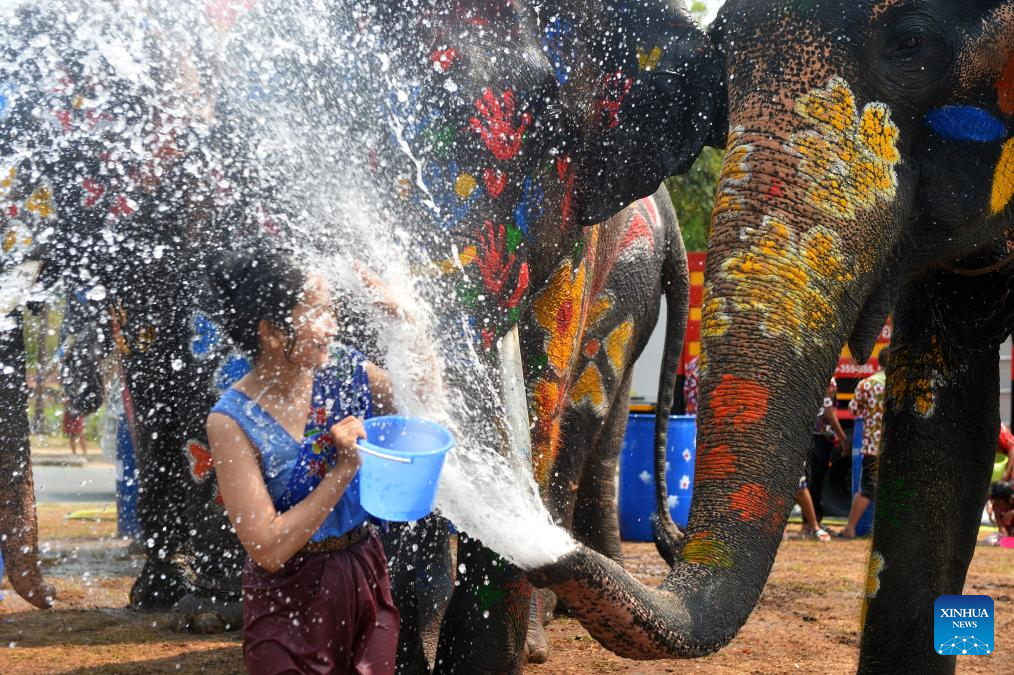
[{"left": 357, "top": 441, "right": 413, "bottom": 464}]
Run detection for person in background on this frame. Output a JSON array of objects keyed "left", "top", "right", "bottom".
[
  {"left": 808, "top": 377, "right": 848, "bottom": 526},
  {"left": 987, "top": 481, "right": 1014, "bottom": 542},
  {"left": 797, "top": 378, "right": 846, "bottom": 542},
  {"left": 999, "top": 423, "right": 1014, "bottom": 482},
  {"left": 62, "top": 403, "right": 88, "bottom": 457},
  {"left": 205, "top": 249, "right": 431, "bottom": 674},
  {"left": 837, "top": 348, "right": 890, "bottom": 539},
  {"left": 683, "top": 355, "right": 699, "bottom": 415}
]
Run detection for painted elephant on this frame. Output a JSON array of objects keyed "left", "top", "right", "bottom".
[
  {"left": 531, "top": 1, "right": 1014, "bottom": 672},
  {"left": 208, "top": 0, "right": 719, "bottom": 671},
  {"left": 519, "top": 186, "right": 687, "bottom": 662},
  {"left": 0, "top": 2, "right": 250, "bottom": 626},
  {"left": 1, "top": 0, "right": 720, "bottom": 664}
]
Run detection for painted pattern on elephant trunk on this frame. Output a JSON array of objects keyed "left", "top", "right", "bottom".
[{"left": 692, "top": 76, "right": 903, "bottom": 567}]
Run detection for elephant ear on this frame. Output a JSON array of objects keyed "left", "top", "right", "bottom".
[{"left": 539, "top": 0, "right": 724, "bottom": 225}]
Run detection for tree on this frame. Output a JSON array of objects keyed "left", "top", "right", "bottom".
[
  {"left": 666, "top": 146, "right": 722, "bottom": 252},
  {"left": 689, "top": 1, "right": 709, "bottom": 24}
]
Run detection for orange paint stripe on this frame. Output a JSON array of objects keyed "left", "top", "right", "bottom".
[
  {"left": 696, "top": 444, "right": 737, "bottom": 482},
  {"left": 710, "top": 375, "right": 769, "bottom": 428},
  {"left": 729, "top": 483, "right": 773, "bottom": 522}
]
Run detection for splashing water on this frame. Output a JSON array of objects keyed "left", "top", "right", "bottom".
[{"left": 0, "top": 0, "right": 576, "bottom": 568}]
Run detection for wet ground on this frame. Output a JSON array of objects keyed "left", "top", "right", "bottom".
[{"left": 1, "top": 504, "right": 1011, "bottom": 673}]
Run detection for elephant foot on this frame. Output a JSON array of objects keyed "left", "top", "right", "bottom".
[
  {"left": 524, "top": 588, "right": 551, "bottom": 664},
  {"left": 168, "top": 592, "right": 243, "bottom": 634},
  {"left": 129, "top": 557, "right": 193, "bottom": 611},
  {"left": 524, "top": 622, "right": 550, "bottom": 664},
  {"left": 6, "top": 564, "right": 56, "bottom": 609}
]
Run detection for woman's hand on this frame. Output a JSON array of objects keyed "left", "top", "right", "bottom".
[
  {"left": 330, "top": 416, "right": 366, "bottom": 476},
  {"left": 355, "top": 261, "right": 415, "bottom": 322}
]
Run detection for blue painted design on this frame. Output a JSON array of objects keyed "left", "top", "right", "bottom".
[
  {"left": 0, "top": 82, "right": 13, "bottom": 122},
  {"left": 215, "top": 353, "right": 251, "bottom": 391},
  {"left": 419, "top": 160, "right": 480, "bottom": 229},
  {"left": 191, "top": 313, "right": 221, "bottom": 358},
  {"left": 925, "top": 106, "right": 1006, "bottom": 143},
  {"left": 387, "top": 86, "right": 441, "bottom": 147},
  {"left": 514, "top": 175, "right": 543, "bottom": 237},
  {"left": 541, "top": 18, "right": 575, "bottom": 85}
]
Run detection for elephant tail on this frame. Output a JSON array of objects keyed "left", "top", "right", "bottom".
[{"left": 650, "top": 193, "right": 689, "bottom": 567}]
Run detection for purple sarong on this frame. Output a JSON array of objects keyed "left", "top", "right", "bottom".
[{"left": 242, "top": 533, "right": 399, "bottom": 674}]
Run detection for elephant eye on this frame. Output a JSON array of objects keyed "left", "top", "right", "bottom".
[{"left": 900, "top": 35, "right": 921, "bottom": 50}]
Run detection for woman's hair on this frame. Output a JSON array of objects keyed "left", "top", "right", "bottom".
[{"left": 208, "top": 249, "right": 307, "bottom": 357}]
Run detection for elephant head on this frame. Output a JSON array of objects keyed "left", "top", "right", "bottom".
[{"left": 530, "top": 0, "right": 1014, "bottom": 662}]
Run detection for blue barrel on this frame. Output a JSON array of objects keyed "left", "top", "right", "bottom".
[
  {"left": 618, "top": 414, "right": 696, "bottom": 541},
  {"left": 851, "top": 418, "right": 875, "bottom": 537},
  {"left": 0, "top": 546, "right": 5, "bottom": 601},
  {"left": 115, "top": 415, "right": 141, "bottom": 539}
]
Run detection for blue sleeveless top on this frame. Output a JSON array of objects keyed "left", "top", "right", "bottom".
[{"left": 210, "top": 347, "right": 373, "bottom": 541}]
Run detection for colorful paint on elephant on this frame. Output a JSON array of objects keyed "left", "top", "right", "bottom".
[
  {"left": 527, "top": 199, "right": 662, "bottom": 487},
  {"left": 888, "top": 335, "right": 947, "bottom": 418},
  {"left": 791, "top": 77, "right": 900, "bottom": 220},
  {"left": 682, "top": 531, "right": 734, "bottom": 569},
  {"left": 530, "top": 244, "right": 595, "bottom": 485},
  {"left": 860, "top": 550, "right": 886, "bottom": 627},
  {"left": 874, "top": 476, "right": 917, "bottom": 530},
  {"left": 924, "top": 52, "right": 1014, "bottom": 215},
  {"left": 721, "top": 217, "right": 848, "bottom": 353}
]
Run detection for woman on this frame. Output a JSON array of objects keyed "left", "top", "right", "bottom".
[{"left": 206, "top": 250, "right": 407, "bottom": 674}]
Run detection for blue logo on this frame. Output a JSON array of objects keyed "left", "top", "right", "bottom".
[{"left": 934, "top": 595, "right": 994, "bottom": 656}]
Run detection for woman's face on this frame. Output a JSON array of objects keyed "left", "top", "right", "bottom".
[{"left": 286, "top": 274, "right": 338, "bottom": 369}]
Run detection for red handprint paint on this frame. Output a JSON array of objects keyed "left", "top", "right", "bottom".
[
  {"left": 476, "top": 220, "right": 518, "bottom": 296},
  {"left": 483, "top": 168, "right": 507, "bottom": 197},
  {"left": 596, "top": 71, "right": 633, "bottom": 129},
  {"left": 430, "top": 47, "right": 458, "bottom": 73},
  {"left": 81, "top": 179, "right": 105, "bottom": 208},
  {"left": 469, "top": 88, "right": 532, "bottom": 161},
  {"left": 505, "top": 261, "right": 528, "bottom": 309},
  {"left": 476, "top": 220, "right": 528, "bottom": 311},
  {"left": 109, "top": 194, "right": 136, "bottom": 219},
  {"left": 187, "top": 440, "right": 214, "bottom": 483}
]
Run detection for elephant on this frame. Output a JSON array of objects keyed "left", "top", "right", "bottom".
[
  {"left": 201, "top": 0, "right": 719, "bottom": 670},
  {"left": 530, "top": 1, "right": 1014, "bottom": 673},
  {"left": 0, "top": 1, "right": 251, "bottom": 627},
  {"left": 519, "top": 186, "right": 687, "bottom": 662},
  {"left": 1, "top": 0, "right": 722, "bottom": 667}
]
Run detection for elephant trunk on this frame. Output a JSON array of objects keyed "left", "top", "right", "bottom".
[
  {"left": 0, "top": 317, "right": 55, "bottom": 609},
  {"left": 530, "top": 130, "right": 897, "bottom": 657}
]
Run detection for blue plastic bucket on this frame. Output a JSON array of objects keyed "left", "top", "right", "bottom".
[
  {"left": 851, "top": 418, "right": 875, "bottom": 537},
  {"left": 358, "top": 416, "right": 454, "bottom": 522},
  {"left": 618, "top": 414, "right": 696, "bottom": 542}
]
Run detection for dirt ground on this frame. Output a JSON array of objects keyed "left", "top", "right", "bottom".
[{"left": 1, "top": 504, "right": 1011, "bottom": 674}]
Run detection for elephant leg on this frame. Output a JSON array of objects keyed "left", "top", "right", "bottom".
[
  {"left": 384, "top": 516, "right": 453, "bottom": 674},
  {"left": 434, "top": 534, "right": 530, "bottom": 674},
  {"left": 120, "top": 295, "right": 199, "bottom": 611},
  {"left": 572, "top": 370, "right": 636, "bottom": 564},
  {"left": 859, "top": 292, "right": 998, "bottom": 673},
  {"left": 0, "top": 317, "right": 54, "bottom": 608}
]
